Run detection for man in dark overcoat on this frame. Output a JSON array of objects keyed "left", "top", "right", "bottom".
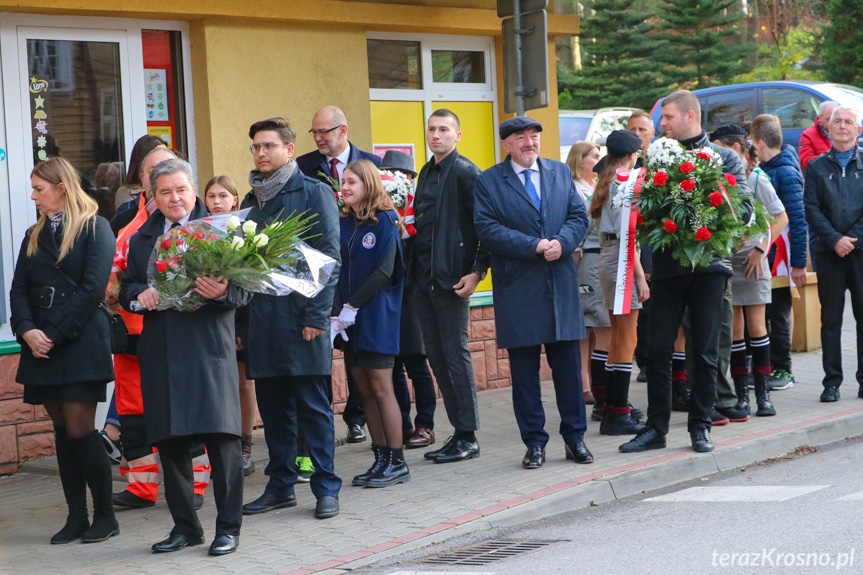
[
  {"left": 296, "top": 105, "right": 379, "bottom": 444},
  {"left": 120, "top": 158, "right": 250, "bottom": 555},
  {"left": 239, "top": 117, "right": 342, "bottom": 520},
  {"left": 473, "top": 116, "right": 594, "bottom": 469}
]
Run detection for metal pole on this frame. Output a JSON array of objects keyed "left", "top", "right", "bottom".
[{"left": 514, "top": 0, "right": 526, "bottom": 116}]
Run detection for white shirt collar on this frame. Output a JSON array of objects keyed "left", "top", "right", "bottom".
[
  {"left": 329, "top": 144, "right": 351, "bottom": 167},
  {"left": 163, "top": 213, "right": 191, "bottom": 234},
  {"left": 510, "top": 158, "right": 538, "bottom": 175}
]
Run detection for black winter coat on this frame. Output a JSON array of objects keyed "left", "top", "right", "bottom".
[
  {"left": 804, "top": 146, "right": 863, "bottom": 253},
  {"left": 10, "top": 216, "right": 115, "bottom": 386},
  {"left": 120, "top": 200, "right": 251, "bottom": 444},
  {"left": 411, "top": 148, "right": 490, "bottom": 289},
  {"left": 651, "top": 133, "right": 754, "bottom": 280},
  {"left": 237, "top": 168, "right": 341, "bottom": 379}
]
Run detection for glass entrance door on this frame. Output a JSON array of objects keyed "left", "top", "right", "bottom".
[{"left": 26, "top": 36, "right": 127, "bottom": 218}]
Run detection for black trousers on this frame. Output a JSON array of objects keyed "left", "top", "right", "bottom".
[
  {"left": 646, "top": 274, "right": 728, "bottom": 434},
  {"left": 816, "top": 249, "right": 863, "bottom": 388},
  {"left": 508, "top": 340, "right": 586, "bottom": 448},
  {"left": 156, "top": 433, "right": 243, "bottom": 537},
  {"left": 766, "top": 286, "right": 793, "bottom": 373},
  {"left": 412, "top": 284, "right": 480, "bottom": 432},
  {"left": 342, "top": 370, "right": 366, "bottom": 427}
]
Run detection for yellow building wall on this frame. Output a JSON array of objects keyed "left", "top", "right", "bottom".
[
  {"left": 370, "top": 101, "right": 427, "bottom": 168},
  {"left": 190, "top": 20, "right": 374, "bottom": 188}
]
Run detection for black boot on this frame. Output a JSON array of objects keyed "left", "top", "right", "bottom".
[
  {"left": 599, "top": 412, "right": 645, "bottom": 436},
  {"left": 672, "top": 380, "right": 691, "bottom": 412},
  {"left": 51, "top": 427, "right": 90, "bottom": 544},
  {"left": 242, "top": 433, "right": 255, "bottom": 477},
  {"left": 366, "top": 447, "right": 410, "bottom": 488},
  {"left": 352, "top": 445, "right": 385, "bottom": 486},
  {"left": 733, "top": 374, "right": 750, "bottom": 414},
  {"left": 591, "top": 397, "right": 605, "bottom": 422},
  {"left": 754, "top": 372, "right": 776, "bottom": 417},
  {"left": 69, "top": 431, "right": 119, "bottom": 543}
]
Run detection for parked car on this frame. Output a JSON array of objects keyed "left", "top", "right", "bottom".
[
  {"left": 559, "top": 107, "right": 638, "bottom": 161},
  {"left": 649, "top": 81, "right": 863, "bottom": 150}
]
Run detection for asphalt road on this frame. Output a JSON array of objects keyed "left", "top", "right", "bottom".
[{"left": 356, "top": 435, "right": 863, "bottom": 575}]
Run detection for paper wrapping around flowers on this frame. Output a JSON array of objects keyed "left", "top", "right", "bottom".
[{"left": 131, "top": 209, "right": 337, "bottom": 312}]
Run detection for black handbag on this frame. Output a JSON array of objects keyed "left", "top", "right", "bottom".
[
  {"left": 54, "top": 266, "right": 129, "bottom": 354},
  {"left": 98, "top": 303, "right": 129, "bottom": 355}
]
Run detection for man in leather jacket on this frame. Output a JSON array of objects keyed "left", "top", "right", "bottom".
[
  {"left": 804, "top": 105, "right": 863, "bottom": 403},
  {"left": 620, "top": 90, "right": 753, "bottom": 455},
  {"left": 410, "top": 109, "right": 489, "bottom": 464}
]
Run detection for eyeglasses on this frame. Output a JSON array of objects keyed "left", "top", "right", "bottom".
[
  {"left": 308, "top": 125, "right": 343, "bottom": 137},
  {"left": 249, "top": 142, "right": 287, "bottom": 154}
]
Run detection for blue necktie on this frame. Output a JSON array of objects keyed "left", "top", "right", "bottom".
[{"left": 523, "top": 169, "right": 540, "bottom": 210}]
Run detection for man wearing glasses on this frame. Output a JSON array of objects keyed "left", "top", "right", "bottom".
[
  {"left": 297, "top": 105, "right": 381, "bottom": 445},
  {"left": 239, "top": 117, "right": 342, "bottom": 519},
  {"left": 297, "top": 105, "right": 382, "bottom": 188}
]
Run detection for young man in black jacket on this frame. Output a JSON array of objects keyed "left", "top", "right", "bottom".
[
  {"left": 620, "top": 91, "right": 753, "bottom": 454},
  {"left": 804, "top": 105, "right": 863, "bottom": 403},
  {"left": 411, "top": 109, "right": 489, "bottom": 463}
]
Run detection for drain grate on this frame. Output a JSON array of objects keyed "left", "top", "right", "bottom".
[{"left": 421, "top": 539, "right": 565, "bottom": 566}]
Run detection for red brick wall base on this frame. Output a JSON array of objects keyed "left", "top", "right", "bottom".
[{"left": 0, "top": 305, "right": 534, "bottom": 473}]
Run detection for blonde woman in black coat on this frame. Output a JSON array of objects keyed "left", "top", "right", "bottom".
[{"left": 10, "top": 157, "right": 117, "bottom": 544}]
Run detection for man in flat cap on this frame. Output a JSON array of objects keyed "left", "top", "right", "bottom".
[{"left": 473, "top": 116, "right": 594, "bottom": 469}]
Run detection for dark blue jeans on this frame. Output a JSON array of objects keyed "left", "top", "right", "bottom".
[
  {"left": 255, "top": 375, "right": 341, "bottom": 499},
  {"left": 393, "top": 354, "right": 436, "bottom": 430},
  {"left": 507, "top": 340, "right": 586, "bottom": 448}
]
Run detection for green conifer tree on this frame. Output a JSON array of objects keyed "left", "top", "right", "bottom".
[
  {"left": 822, "top": 0, "right": 863, "bottom": 86},
  {"left": 558, "top": 0, "right": 670, "bottom": 111},
  {"left": 656, "top": 0, "right": 752, "bottom": 89}
]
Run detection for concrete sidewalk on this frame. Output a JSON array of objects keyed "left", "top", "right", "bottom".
[{"left": 3, "top": 310, "right": 862, "bottom": 575}]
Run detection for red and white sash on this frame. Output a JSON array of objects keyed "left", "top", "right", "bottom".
[{"left": 613, "top": 167, "right": 646, "bottom": 315}]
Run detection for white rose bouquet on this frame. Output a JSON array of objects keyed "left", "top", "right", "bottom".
[{"left": 137, "top": 208, "right": 337, "bottom": 311}]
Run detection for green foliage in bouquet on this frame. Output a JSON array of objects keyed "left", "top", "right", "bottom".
[{"left": 636, "top": 138, "right": 763, "bottom": 269}]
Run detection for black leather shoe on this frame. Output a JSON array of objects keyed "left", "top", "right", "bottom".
[
  {"left": 424, "top": 436, "right": 454, "bottom": 460},
  {"left": 821, "top": 386, "right": 840, "bottom": 402},
  {"left": 628, "top": 403, "right": 645, "bottom": 420},
  {"left": 315, "top": 495, "right": 340, "bottom": 519},
  {"left": 151, "top": 532, "right": 205, "bottom": 553},
  {"left": 193, "top": 493, "right": 204, "bottom": 510},
  {"left": 346, "top": 423, "right": 367, "bottom": 443},
  {"left": 858, "top": 385, "right": 863, "bottom": 399},
  {"left": 522, "top": 446, "right": 545, "bottom": 469},
  {"left": 242, "top": 492, "right": 297, "bottom": 515},
  {"left": 619, "top": 427, "right": 667, "bottom": 453},
  {"left": 209, "top": 534, "right": 239, "bottom": 556},
  {"left": 113, "top": 490, "right": 155, "bottom": 509},
  {"left": 434, "top": 438, "right": 480, "bottom": 463},
  {"left": 564, "top": 441, "right": 594, "bottom": 464},
  {"left": 691, "top": 429, "right": 715, "bottom": 453}
]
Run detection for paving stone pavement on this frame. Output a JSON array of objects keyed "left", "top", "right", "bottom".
[{"left": 1, "top": 306, "right": 862, "bottom": 574}]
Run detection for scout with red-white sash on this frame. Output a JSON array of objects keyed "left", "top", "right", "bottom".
[{"left": 588, "top": 130, "right": 650, "bottom": 436}]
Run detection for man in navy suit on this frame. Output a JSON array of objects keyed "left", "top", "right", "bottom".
[
  {"left": 473, "top": 117, "right": 594, "bottom": 469},
  {"left": 296, "top": 105, "right": 380, "bottom": 445},
  {"left": 297, "top": 105, "right": 382, "bottom": 188}
]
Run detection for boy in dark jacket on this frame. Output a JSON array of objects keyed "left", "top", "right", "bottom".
[{"left": 757, "top": 117, "right": 808, "bottom": 391}]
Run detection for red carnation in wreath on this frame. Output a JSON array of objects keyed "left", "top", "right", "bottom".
[
  {"left": 724, "top": 173, "right": 737, "bottom": 187},
  {"left": 653, "top": 172, "right": 668, "bottom": 186},
  {"left": 680, "top": 179, "right": 696, "bottom": 192},
  {"left": 695, "top": 227, "right": 712, "bottom": 241},
  {"left": 680, "top": 162, "right": 695, "bottom": 173},
  {"left": 696, "top": 151, "right": 711, "bottom": 161},
  {"left": 637, "top": 214, "right": 644, "bottom": 226},
  {"left": 663, "top": 219, "right": 677, "bottom": 233},
  {"left": 709, "top": 191, "right": 723, "bottom": 207}
]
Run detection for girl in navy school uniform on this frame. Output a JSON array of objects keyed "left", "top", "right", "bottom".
[{"left": 332, "top": 159, "right": 407, "bottom": 488}]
